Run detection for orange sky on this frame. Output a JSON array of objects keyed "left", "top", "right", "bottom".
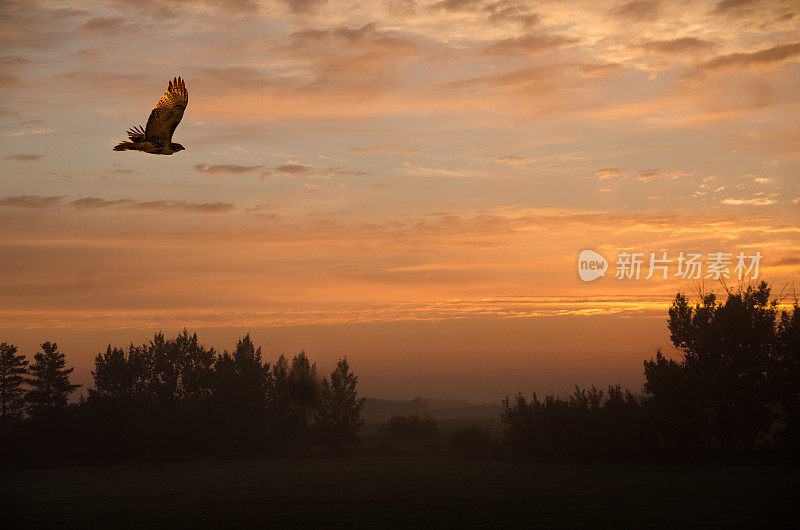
[{"left": 1, "top": 0, "right": 798, "bottom": 400}]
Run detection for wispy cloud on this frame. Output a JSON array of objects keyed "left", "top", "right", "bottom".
[
  {"left": 2, "top": 153, "right": 43, "bottom": 161},
  {"left": 495, "top": 155, "right": 539, "bottom": 165},
  {"left": 640, "top": 37, "right": 716, "bottom": 54},
  {"left": 194, "top": 164, "right": 263, "bottom": 175},
  {"left": 483, "top": 33, "right": 578, "bottom": 57},
  {"left": 0, "top": 195, "right": 62, "bottom": 209},
  {"left": 689, "top": 42, "right": 800, "bottom": 78},
  {"left": 0, "top": 195, "right": 235, "bottom": 213},
  {"left": 348, "top": 145, "right": 422, "bottom": 156},
  {"left": 609, "top": 0, "right": 661, "bottom": 20},
  {"left": 1, "top": 128, "right": 54, "bottom": 138},
  {"left": 722, "top": 195, "right": 778, "bottom": 205},
  {"left": 275, "top": 163, "right": 311, "bottom": 175},
  {"left": 282, "top": 0, "right": 328, "bottom": 14}
]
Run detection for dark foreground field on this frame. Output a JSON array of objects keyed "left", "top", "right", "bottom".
[{"left": 4, "top": 456, "right": 796, "bottom": 529}]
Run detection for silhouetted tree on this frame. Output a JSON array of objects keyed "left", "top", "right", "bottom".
[
  {"left": 646, "top": 282, "right": 779, "bottom": 452},
  {"left": 265, "top": 354, "right": 292, "bottom": 416},
  {"left": 602, "top": 384, "right": 644, "bottom": 456},
  {"left": 315, "top": 357, "right": 365, "bottom": 448},
  {"left": 290, "top": 350, "right": 319, "bottom": 428},
  {"left": 642, "top": 350, "right": 700, "bottom": 452},
  {"left": 501, "top": 385, "right": 645, "bottom": 460},
  {"left": 90, "top": 345, "right": 133, "bottom": 401},
  {"left": 0, "top": 342, "right": 28, "bottom": 420},
  {"left": 500, "top": 392, "right": 538, "bottom": 455},
  {"left": 128, "top": 330, "right": 215, "bottom": 402},
  {"left": 775, "top": 301, "right": 800, "bottom": 448},
  {"left": 90, "top": 331, "right": 215, "bottom": 405},
  {"left": 213, "top": 334, "right": 266, "bottom": 413},
  {"left": 26, "top": 342, "right": 80, "bottom": 416},
  {"left": 176, "top": 330, "right": 216, "bottom": 401}
]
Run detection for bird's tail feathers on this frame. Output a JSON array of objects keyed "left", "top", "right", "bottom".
[{"left": 113, "top": 141, "right": 134, "bottom": 151}]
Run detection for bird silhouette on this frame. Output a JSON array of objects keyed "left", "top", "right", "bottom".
[{"left": 113, "top": 76, "right": 188, "bottom": 155}]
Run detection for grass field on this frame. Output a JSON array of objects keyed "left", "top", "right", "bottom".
[{"left": 4, "top": 456, "right": 795, "bottom": 528}]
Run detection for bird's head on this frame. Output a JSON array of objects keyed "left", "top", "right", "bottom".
[{"left": 170, "top": 143, "right": 185, "bottom": 152}]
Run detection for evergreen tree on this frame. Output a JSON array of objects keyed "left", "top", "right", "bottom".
[
  {"left": 315, "top": 357, "right": 366, "bottom": 448},
  {"left": 290, "top": 350, "right": 319, "bottom": 428},
  {"left": 0, "top": 342, "right": 29, "bottom": 420},
  {"left": 26, "top": 342, "right": 81, "bottom": 416}
]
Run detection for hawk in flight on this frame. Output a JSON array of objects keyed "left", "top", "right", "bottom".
[{"left": 114, "top": 76, "right": 188, "bottom": 155}]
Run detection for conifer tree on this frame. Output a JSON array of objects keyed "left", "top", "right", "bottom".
[
  {"left": 26, "top": 342, "right": 81, "bottom": 416},
  {"left": 0, "top": 342, "right": 29, "bottom": 420}
]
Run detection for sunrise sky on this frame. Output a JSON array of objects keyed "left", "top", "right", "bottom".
[{"left": 1, "top": 0, "right": 798, "bottom": 400}]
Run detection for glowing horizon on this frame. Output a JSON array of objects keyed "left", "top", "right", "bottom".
[{"left": 1, "top": 0, "right": 798, "bottom": 398}]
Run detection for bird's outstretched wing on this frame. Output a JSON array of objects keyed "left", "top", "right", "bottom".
[
  {"left": 144, "top": 76, "right": 188, "bottom": 146},
  {"left": 126, "top": 125, "right": 146, "bottom": 142}
]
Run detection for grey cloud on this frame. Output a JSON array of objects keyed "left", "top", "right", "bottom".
[
  {"left": 641, "top": 37, "right": 716, "bottom": 54},
  {"left": 285, "top": 22, "right": 417, "bottom": 93},
  {"left": 283, "top": 0, "right": 328, "bottom": 13},
  {"left": 431, "top": 0, "right": 540, "bottom": 26},
  {"left": 70, "top": 197, "right": 134, "bottom": 210},
  {"left": 700, "top": 42, "right": 800, "bottom": 72},
  {"left": 483, "top": 33, "right": 578, "bottom": 56},
  {"left": 275, "top": 164, "right": 311, "bottom": 175},
  {"left": 609, "top": 0, "right": 660, "bottom": 20},
  {"left": 432, "top": 0, "right": 483, "bottom": 11},
  {"left": 385, "top": 0, "right": 417, "bottom": 16},
  {"left": 485, "top": 2, "right": 540, "bottom": 27},
  {"left": 682, "top": 41, "right": 800, "bottom": 80},
  {"left": 129, "top": 201, "right": 235, "bottom": 213},
  {"left": 0, "top": 195, "right": 63, "bottom": 209},
  {"left": 0, "top": 195, "right": 234, "bottom": 213},
  {"left": 80, "top": 16, "right": 127, "bottom": 35},
  {"left": 290, "top": 22, "right": 416, "bottom": 55},
  {"left": 72, "top": 197, "right": 235, "bottom": 213},
  {"left": 711, "top": 0, "right": 761, "bottom": 15},
  {"left": 0, "top": 2, "right": 82, "bottom": 50},
  {"left": 3, "top": 153, "right": 43, "bottom": 161}
]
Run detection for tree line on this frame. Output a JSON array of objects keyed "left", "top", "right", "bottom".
[
  {"left": 501, "top": 281, "right": 799, "bottom": 460},
  {"left": 0, "top": 334, "right": 365, "bottom": 463},
  {"left": 1, "top": 281, "right": 798, "bottom": 465}
]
